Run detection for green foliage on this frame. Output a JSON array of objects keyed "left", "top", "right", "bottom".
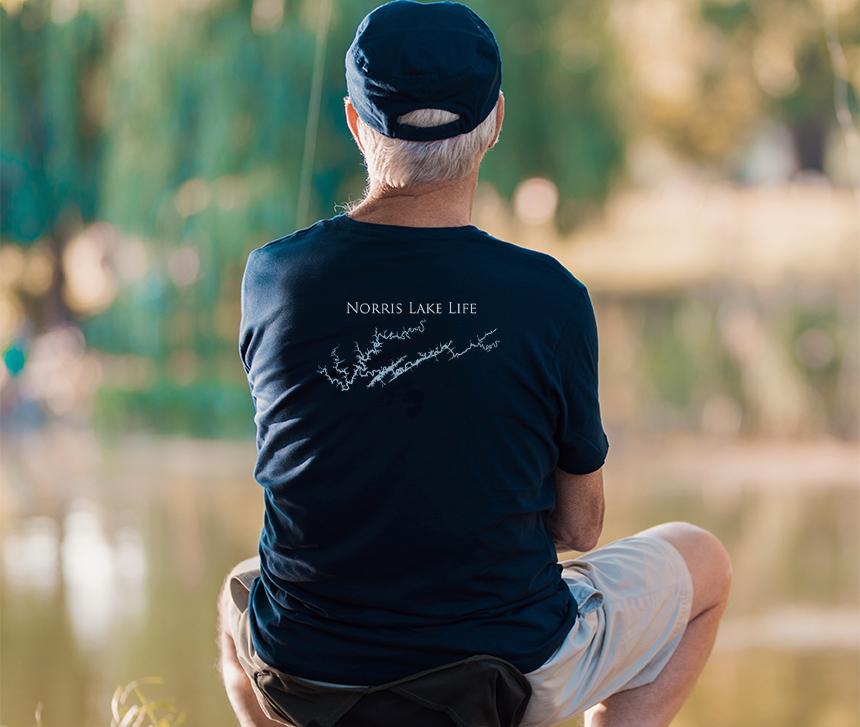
[
  {"left": 699, "top": 0, "right": 753, "bottom": 33},
  {"left": 1, "top": 3, "right": 105, "bottom": 242},
  {"left": 93, "top": 378, "right": 255, "bottom": 438},
  {"left": 470, "top": 0, "right": 626, "bottom": 215},
  {"left": 3, "top": 0, "right": 853, "bottom": 438},
  {"left": 640, "top": 299, "right": 699, "bottom": 413}
]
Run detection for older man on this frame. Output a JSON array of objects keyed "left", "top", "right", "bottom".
[{"left": 217, "top": 2, "right": 732, "bottom": 726}]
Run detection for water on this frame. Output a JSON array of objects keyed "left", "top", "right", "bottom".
[{"left": 1, "top": 429, "right": 858, "bottom": 727}]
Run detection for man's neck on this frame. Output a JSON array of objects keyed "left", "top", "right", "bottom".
[{"left": 346, "top": 171, "right": 478, "bottom": 228}]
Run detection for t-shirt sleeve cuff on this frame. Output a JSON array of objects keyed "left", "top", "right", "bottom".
[{"left": 556, "top": 433, "right": 609, "bottom": 475}]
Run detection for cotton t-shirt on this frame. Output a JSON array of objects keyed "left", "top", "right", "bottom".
[{"left": 238, "top": 211, "right": 609, "bottom": 685}]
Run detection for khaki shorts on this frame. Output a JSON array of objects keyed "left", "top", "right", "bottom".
[
  {"left": 223, "top": 532, "right": 693, "bottom": 727},
  {"left": 519, "top": 533, "right": 694, "bottom": 726}
]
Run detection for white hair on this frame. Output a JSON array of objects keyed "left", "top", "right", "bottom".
[{"left": 348, "top": 95, "right": 501, "bottom": 192}]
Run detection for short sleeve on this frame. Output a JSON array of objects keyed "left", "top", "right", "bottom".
[
  {"left": 238, "top": 251, "right": 263, "bottom": 422},
  {"left": 553, "top": 284, "right": 609, "bottom": 474},
  {"left": 238, "top": 252, "right": 255, "bottom": 376}
]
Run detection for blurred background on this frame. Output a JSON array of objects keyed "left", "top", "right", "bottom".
[{"left": 1, "top": 0, "right": 859, "bottom": 725}]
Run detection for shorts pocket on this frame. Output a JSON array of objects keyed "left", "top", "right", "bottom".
[
  {"left": 567, "top": 576, "right": 604, "bottom": 616},
  {"left": 253, "top": 670, "right": 299, "bottom": 725}
]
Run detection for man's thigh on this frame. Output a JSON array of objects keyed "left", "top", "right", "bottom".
[{"left": 519, "top": 533, "right": 694, "bottom": 727}]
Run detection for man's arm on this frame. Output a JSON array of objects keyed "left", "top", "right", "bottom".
[{"left": 545, "top": 466, "right": 605, "bottom": 552}]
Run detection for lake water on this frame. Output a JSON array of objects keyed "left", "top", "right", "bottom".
[{"left": 2, "top": 428, "right": 858, "bottom": 727}]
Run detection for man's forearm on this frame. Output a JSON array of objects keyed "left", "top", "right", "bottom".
[
  {"left": 545, "top": 510, "right": 580, "bottom": 552},
  {"left": 545, "top": 466, "right": 605, "bottom": 552},
  {"left": 544, "top": 492, "right": 604, "bottom": 552}
]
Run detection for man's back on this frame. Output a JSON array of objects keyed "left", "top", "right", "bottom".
[{"left": 238, "top": 211, "right": 609, "bottom": 685}]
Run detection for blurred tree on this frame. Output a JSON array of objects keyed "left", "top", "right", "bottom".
[
  {"left": 688, "top": 0, "right": 855, "bottom": 173},
  {"left": 447, "top": 0, "right": 627, "bottom": 232},
  {"left": 1, "top": 0, "right": 854, "bottom": 436},
  {"left": 1, "top": 0, "right": 108, "bottom": 324}
]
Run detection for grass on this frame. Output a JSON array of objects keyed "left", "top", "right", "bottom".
[
  {"left": 32, "top": 677, "right": 186, "bottom": 727},
  {"left": 110, "top": 678, "right": 186, "bottom": 727}
]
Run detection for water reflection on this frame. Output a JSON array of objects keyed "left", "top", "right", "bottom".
[
  {"left": 61, "top": 501, "right": 147, "bottom": 648},
  {"left": 3, "top": 515, "right": 59, "bottom": 596},
  {"left": 1, "top": 429, "right": 858, "bottom": 727},
  {"left": 718, "top": 606, "right": 860, "bottom": 652},
  {"left": 3, "top": 501, "right": 148, "bottom": 654}
]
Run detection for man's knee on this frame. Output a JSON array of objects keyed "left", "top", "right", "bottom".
[
  {"left": 217, "top": 573, "right": 233, "bottom": 636},
  {"left": 638, "top": 520, "right": 733, "bottom": 617},
  {"left": 218, "top": 576, "right": 256, "bottom": 699},
  {"left": 218, "top": 558, "right": 254, "bottom": 634},
  {"left": 217, "top": 570, "right": 242, "bottom": 671}
]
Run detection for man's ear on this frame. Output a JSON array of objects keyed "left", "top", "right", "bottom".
[
  {"left": 489, "top": 90, "right": 504, "bottom": 149},
  {"left": 344, "top": 96, "right": 365, "bottom": 153}
]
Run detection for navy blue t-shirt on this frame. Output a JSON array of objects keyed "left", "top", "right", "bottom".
[{"left": 238, "top": 211, "right": 609, "bottom": 685}]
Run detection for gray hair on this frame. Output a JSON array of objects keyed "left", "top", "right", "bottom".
[{"left": 348, "top": 95, "right": 501, "bottom": 191}]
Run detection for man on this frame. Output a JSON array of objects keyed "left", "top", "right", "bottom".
[{"left": 217, "top": 2, "right": 733, "bottom": 726}]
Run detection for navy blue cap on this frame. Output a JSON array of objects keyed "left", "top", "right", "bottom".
[{"left": 345, "top": 1, "right": 502, "bottom": 141}]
